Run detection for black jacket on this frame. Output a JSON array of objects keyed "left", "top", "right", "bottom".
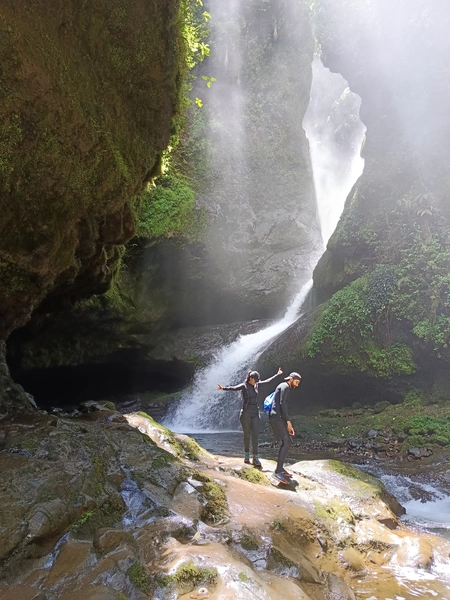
[
  {"left": 269, "top": 381, "right": 291, "bottom": 422},
  {"left": 222, "top": 373, "right": 279, "bottom": 409}
]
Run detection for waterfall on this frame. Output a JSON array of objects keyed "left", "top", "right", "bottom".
[
  {"left": 165, "top": 280, "right": 313, "bottom": 432},
  {"left": 165, "top": 60, "right": 365, "bottom": 433},
  {"left": 303, "top": 57, "right": 366, "bottom": 246}
]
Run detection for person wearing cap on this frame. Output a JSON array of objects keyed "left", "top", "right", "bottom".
[
  {"left": 217, "top": 367, "right": 283, "bottom": 467},
  {"left": 269, "top": 372, "right": 301, "bottom": 485}
]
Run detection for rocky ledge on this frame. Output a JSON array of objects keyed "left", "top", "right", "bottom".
[{"left": 1, "top": 409, "right": 449, "bottom": 599}]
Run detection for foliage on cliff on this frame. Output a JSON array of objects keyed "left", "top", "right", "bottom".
[
  {"left": 0, "top": 0, "right": 191, "bottom": 339},
  {"left": 307, "top": 0, "right": 450, "bottom": 392}
]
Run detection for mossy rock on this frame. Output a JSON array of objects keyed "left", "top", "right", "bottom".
[
  {"left": 190, "top": 470, "right": 229, "bottom": 524},
  {"left": 127, "top": 562, "right": 150, "bottom": 595},
  {"left": 235, "top": 467, "right": 271, "bottom": 486},
  {"left": 155, "top": 561, "right": 218, "bottom": 595}
]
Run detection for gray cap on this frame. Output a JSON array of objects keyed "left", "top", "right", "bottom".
[{"left": 284, "top": 372, "right": 301, "bottom": 381}]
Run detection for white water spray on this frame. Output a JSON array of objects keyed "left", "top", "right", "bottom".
[
  {"left": 165, "top": 60, "right": 365, "bottom": 433},
  {"left": 165, "top": 280, "right": 312, "bottom": 432}
]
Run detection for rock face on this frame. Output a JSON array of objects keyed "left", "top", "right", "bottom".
[
  {"left": 0, "top": 0, "right": 181, "bottom": 340},
  {"left": 126, "top": 0, "right": 322, "bottom": 328},
  {"left": 4, "top": 0, "right": 322, "bottom": 389},
  {"left": 260, "top": 0, "right": 450, "bottom": 407},
  {"left": 2, "top": 412, "right": 450, "bottom": 599}
]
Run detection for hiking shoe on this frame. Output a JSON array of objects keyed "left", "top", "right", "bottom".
[
  {"left": 244, "top": 452, "right": 251, "bottom": 464},
  {"left": 252, "top": 456, "right": 262, "bottom": 469},
  {"left": 282, "top": 469, "right": 293, "bottom": 478},
  {"left": 273, "top": 471, "right": 290, "bottom": 485}
]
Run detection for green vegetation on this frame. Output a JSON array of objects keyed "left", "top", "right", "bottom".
[
  {"left": 238, "top": 572, "right": 249, "bottom": 582},
  {"left": 271, "top": 520, "right": 287, "bottom": 532},
  {"left": 293, "top": 403, "right": 450, "bottom": 450},
  {"left": 137, "top": 411, "right": 202, "bottom": 460},
  {"left": 190, "top": 470, "right": 229, "bottom": 523},
  {"left": 19, "top": 439, "right": 39, "bottom": 453},
  {"left": 71, "top": 510, "right": 94, "bottom": 531},
  {"left": 71, "top": 495, "right": 126, "bottom": 533},
  {"left": 236, "top": 467, "right": 271, "bottom": 486},
  {"left": 155, "top": 562, "right": 218, "bottom": 592},
  {"left": 127, "top": 562, "right": 150, "bottom": 595},
  {"left": 240, "top": 534, "right": 259, "bottom": 551},
  {"left": 306, "top": 276, "right": 416, "bottom": 376},
  {"left": 134, "top": 175, "right": 195, "bottom": 238},
  {"left": 313, "top": 499, "right": 355, "bottom": 524},
  {"left": 174, "top": 562, "right": 218, "bottom": 586}
]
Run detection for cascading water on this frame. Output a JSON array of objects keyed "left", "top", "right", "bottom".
[
  {"left": 303, "top": 57, "right": 366, "bottom": 245},
  {"left": 165, "top": 58, "right": 365, "bottom": 433},
  {"left": 165, "top": 280, "right": 313, "bottom": 432}
]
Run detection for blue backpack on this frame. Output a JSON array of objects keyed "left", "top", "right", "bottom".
[{"left": 263, "top": 391, "right": 276, "bottom": 414}]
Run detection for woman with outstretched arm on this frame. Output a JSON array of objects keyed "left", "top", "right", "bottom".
[{"left": 217, "top": 367, "right": 283, "bottom": 468}]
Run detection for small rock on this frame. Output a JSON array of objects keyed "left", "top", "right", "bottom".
[{"left": 408, "top": 447, "right": 432, "bottom": 459}]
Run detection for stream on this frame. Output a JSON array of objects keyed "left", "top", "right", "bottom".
[{"left": 189, "top": 430, "right": 450, "bottom": 596}]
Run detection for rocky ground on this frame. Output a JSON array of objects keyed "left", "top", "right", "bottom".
[{"left": 1, "top": 406, "right": 450, "bottom": 600}]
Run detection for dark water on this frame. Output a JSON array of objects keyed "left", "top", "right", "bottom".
[{"left": 190, "top": 430, "right": 345, "bottom": 463}]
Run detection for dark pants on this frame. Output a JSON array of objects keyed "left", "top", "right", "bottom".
[
  {"left": 269, "top": 417, "right": 292, "bottom": 473},
  {"left": 240, "top": 405, "right": 260, "bottom": 455}
]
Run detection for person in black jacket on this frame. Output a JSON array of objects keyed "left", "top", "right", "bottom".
[
  {"left": 217, "top": 367, "right": 283, "bottom": 468},
  {"left": 269, "top": 372, "right": 301, "bottom": 484}
]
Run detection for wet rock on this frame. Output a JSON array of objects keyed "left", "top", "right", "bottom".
[
  {"left": 373, "top": 401, "right": 391, "bottom": 414},
  {"left": 172, "top": 481, "right": 202, "bottom": 520},
  {"left": 339, "top": 547, "right": 366, "bottom": 572},
  {"left": 408, "top": 447, "right": 433, "bottom": 459},
  {"left": 329, "top": 437, "right": 346, "bottom": 447},
  {"left": 348, "top": 439, "right": 363, "bottom": 450},
  {"left": 93, "top": 528, "right": 136, "bottom": 553},
  {"left": 79, "top": 401, "right": 109, "bottom": 413},
  {"left": 27, "top": 498, "right": 71, "bottom": 542},
  {"left": 377, "top": 517, "right": 400, "bottom": 530},
  {"left": 267, "top": 547, "right": 301, "bottom": 580},
  {"left": 394, "top": 536, "right": 434, "bottom": 570},
  {"left": 325, "top": 572, "right": 357, "bottom": 600}
]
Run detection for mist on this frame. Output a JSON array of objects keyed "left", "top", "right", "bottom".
[{"left": 164, "top": 55, "right": 366, "bottom": 433}]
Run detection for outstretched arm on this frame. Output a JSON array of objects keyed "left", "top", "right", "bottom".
[
  {"left": 258, "top": 367, "right": 283, "bottom": 385},
  {"left": 217, "top": 383, "right": 246, "bottom": 392}
]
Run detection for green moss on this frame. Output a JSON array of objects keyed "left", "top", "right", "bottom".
[
  {"left": 313, "top": 499, "right": 355, "bottom": 524},
  {"left": 175, "top": 562, "right": 218, "bottom": 587},
  {"left": 104, "top": 401, "right": 116, "bottom": 411},
  {"left": 127, "top": 562, "right": 150, "bottom": 595},
  {"left": 155, "top": 562, "right": 218, "bottom": 593},
  {"left": 238, "top": 572, "right": 249, "bottom": 582},
  {"left": 71, "top": 495, "right": 126, "bottom": 534},
  {"left": 19, "top": 439, "right": 39, "bottom": 452},
  {"left": 271, "top": 520, "right": 287, "bottom": 532},
  {"left": 71, "top": 510, "right": 94, "bottom": 531},
  {"left": 236, "top": 467, "right": 271, "bottom": 486},
  {"left": 191, "top": 471, "right": 228, "bottom": 524},
  {"left": 90, "top": 454, "right": 107, "bottom": 497},
  {"left": 293, "top": 404, "right": 450, "bottom": 450},
  {"left": 241, "top": 534, "right": 259, "bottom": 551},
  {"left": 177, "top": 436, "right": 203, "bottom": 461},
  {"left": 134, "top": 175, "right": 196, "bottom": 239},
  {"left": 138, "top": 412, "right": 203, "bottom": 460}
]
